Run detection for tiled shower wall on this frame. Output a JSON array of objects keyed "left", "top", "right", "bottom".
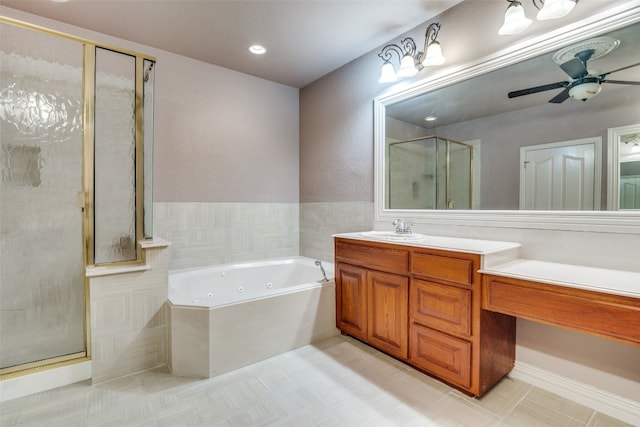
[{"left": 154, "top": 202, "right": 299, "bottom": 270}]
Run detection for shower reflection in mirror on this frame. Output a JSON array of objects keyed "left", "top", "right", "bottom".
[{"left": 386, "top": 135, "right": 474, "bottom": 210}]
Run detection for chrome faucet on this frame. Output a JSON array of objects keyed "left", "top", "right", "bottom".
[
  {"left": 392, "top": 219, "right": 413, "bottom": 234},
  {"left": 315, "top": 260, "right": 329, "bottom": 282}
]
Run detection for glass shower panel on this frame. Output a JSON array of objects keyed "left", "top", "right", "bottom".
[
  {"left": 94, "top": 48, "right": 137, "bottom": 263},
  {"left": 143, "top": 59, "right": 155, "bottom": 239},
  {"left": 0, "top": 23, "right": 85, "bottom": 368},
  {"left": 388, "top": 138, "right": 437, "bottom": 209}
]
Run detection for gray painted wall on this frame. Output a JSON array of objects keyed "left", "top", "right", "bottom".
[{"left": 154, "top": 54, "right": 299, "bottom": 202}]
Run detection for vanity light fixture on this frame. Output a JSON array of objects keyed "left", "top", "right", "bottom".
[
  {"left": 378, "top": 22, "right": 445, "bottom": 83},
  {"left": 499, "top": 0, "right": 578, "bottom": 36}
]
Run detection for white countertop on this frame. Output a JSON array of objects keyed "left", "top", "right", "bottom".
[
  {"left": 480, "top": 259, "right": 640, "bottom": 299},
  {"left": 334, "top": 232, "right": 639, "bottom": 299},
  {"left": 334, "top": 232, "right": 521, "bottom": 255}
]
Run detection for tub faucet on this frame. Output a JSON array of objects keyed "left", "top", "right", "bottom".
[
  {"left": 315, "top": 260, "right": 329, "bottom": 282},
  {"left": 393, "top": 219, "right": 412, "bottom": 234}
]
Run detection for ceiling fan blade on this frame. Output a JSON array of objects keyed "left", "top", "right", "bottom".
[
  {"left": 601, "top": 80, "right": 640, "bottom": 85},
  {"left": 508, "top": 81, "right": 569, "bottom": 98},
  {"left": 600, "top": 62, "right": 640, "bottom": 78},
  {"left": 548, "top": 87, "right": 571, "bottom": 104},
  {"left": 560, "top": 57, "right": 588, "bottom": 79}
]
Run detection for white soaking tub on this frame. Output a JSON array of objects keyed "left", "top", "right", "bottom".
[{"left": 168, "top": 256, "right": 338, "bottom": 378}]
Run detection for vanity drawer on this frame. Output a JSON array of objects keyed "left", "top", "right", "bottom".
[
  {"left": 410, "top": 279, "right": 471, "bottom": 338},
  {"left": 335, "top": 240, "right": 409, "bottom": 275},
  {"left": 483, "top": 275, "right": 640, "bottom": 346},
  {"left": 412, "top": 252, "right": 475, "bottom": 285},
  {"left": 409, "top": 322, "right": 471, "bottom": 389}
]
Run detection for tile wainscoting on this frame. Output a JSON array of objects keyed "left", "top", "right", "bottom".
[
  {"left": 154, "top": 202, "right": 300, "bottom": 270},
  {"left": 88, "top": 244, "right": 170, "bottom": 384},
  {"left": 300, "top": 201, "right": 374, "bottom": 263}
]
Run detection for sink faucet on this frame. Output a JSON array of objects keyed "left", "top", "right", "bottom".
[{"left": 392, "top": 219, "right": 412, "bottom": 234}]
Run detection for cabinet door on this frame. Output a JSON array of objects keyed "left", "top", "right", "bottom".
[
  {"left": 336, "top": 263, "right": 368, "bottom": 340},
  {"left": 367, "top": 270, "right": 409, "bottom": 359}
]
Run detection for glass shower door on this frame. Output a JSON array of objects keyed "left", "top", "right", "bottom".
[
  {"left": 0, "top": 23, "right": 86, "bottom": 370},
  {"left": 388, "top": 137, "right": 437, "bottom": 209}
]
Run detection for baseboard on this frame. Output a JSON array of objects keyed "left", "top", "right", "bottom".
[
  {"left": 510, "top": 361, "right": 640, "bottom": 426},
  {"left": 0, "top": 361, "right": 91, "bottom": 402}
]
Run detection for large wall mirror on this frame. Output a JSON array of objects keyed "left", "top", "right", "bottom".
[{"left": 374, "top": 5, "right": 640, "bottom": 233}]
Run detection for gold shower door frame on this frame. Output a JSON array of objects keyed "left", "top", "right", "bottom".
[
  {"left": 0, "top": 16, "right": 156, "bottom": 378},
  {"left": 387, "top": 135, "right": 474, "bottom": 210}
]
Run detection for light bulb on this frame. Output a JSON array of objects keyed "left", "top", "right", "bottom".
[
  {"left": 537, "top": 0, "right": 576, "bottom": 20},
  {"left": 423, "top": 41, "right": 446, "bottom": 66},
  {"left": 499, "top": 1, "right": 532, "bottom": 35},
  {"left": 397, "top": 54, "right": 418, "bottom": 77},
  {"left": 379, "top": 61, "right": 397, "bottom": 83}
]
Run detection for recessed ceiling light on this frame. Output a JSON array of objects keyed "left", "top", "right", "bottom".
[
  {"left": 424, "top": 116, "right": 437, "bottom": 121},
  {"left": 249, "top": 45, "right": 266, "bottom": 55}
]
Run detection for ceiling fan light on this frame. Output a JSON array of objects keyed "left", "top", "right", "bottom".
[
  {"left": 499, "top": 1, "right": 532, "bottom": 35},
  {"left": 537, "top": 0, "right": 576, "bottom": 21},
  {"left": 568, "top": 82, "right": 601, "bottom": 101},
  {"left": 379, "top": 61, "right": 397, "bottom": 83},
  {"left": 423, "top": 41, "right": 446, "bottom": 66},
  {"left": 397, "top": 54, "right": 418, "bottom": 77}
]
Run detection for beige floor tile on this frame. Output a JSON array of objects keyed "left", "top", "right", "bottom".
[
  {"left": 427, "top": 393, "right": 502, "bottom": 427},
  {"left": 500, "top": 392, "right": 590, "bottom": 427},
  {"left": 525, "top": 387, "right": 595, "bottom": 423},
  {"left": 1, "top": 336, "right": 632, "bottom": 427},
  {"left": 470, "top": 376, "right": 532, "bottom": 417}
]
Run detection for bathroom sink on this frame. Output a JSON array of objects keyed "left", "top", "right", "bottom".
[{"left": 359, "top": 231, "right": 425, "bottom": 241}]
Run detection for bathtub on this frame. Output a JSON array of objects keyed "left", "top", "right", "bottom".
[{"left": 168, "top": 257, "right": 338, "bottom": 378}]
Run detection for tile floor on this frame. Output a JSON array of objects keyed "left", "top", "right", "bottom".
[{"left": 0, "top": 336, "right": 633, "bottom": 427}]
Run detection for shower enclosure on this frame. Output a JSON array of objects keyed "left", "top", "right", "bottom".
[
  {"left": 1, "top": 22, "right": 86, "bottom": 372},
  {"left": 0, "top": 17, "right": 155, "bottom": 376},
  {"left": 387, "top": 136, "right": 473, "bottom": 210}
]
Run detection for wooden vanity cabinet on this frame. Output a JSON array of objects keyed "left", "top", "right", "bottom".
[
  {"left": 335, "top": 237, "right": 516, "bottom": 397},
  {"left": 335, "top": 240, "right": 409, "bottom": 359},
  {"left": 409, "top": 249, "right": 516, "bottom": 396}
]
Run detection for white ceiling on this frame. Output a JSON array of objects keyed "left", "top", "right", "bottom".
[{"left": 0, "top": 0, "right": 463, "bottom": 88}]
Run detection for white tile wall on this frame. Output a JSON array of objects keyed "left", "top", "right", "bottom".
[
  {"left": 299, "top": 201, "right": 374, "bottom": 262},
  {"left": 154, "top": 202, "right": 299, "bottom": 270},
  {"left": 89, "top": 246, "right": 169, "bottom": 384}
]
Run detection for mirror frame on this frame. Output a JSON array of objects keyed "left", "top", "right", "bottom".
[{"left": 374, "top": 4, "right": 640, "bottom": 234}]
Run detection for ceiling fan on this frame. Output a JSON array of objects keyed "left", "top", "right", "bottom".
[{"left": 508, "top": 49, "right": 640, "bottom": 103}]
